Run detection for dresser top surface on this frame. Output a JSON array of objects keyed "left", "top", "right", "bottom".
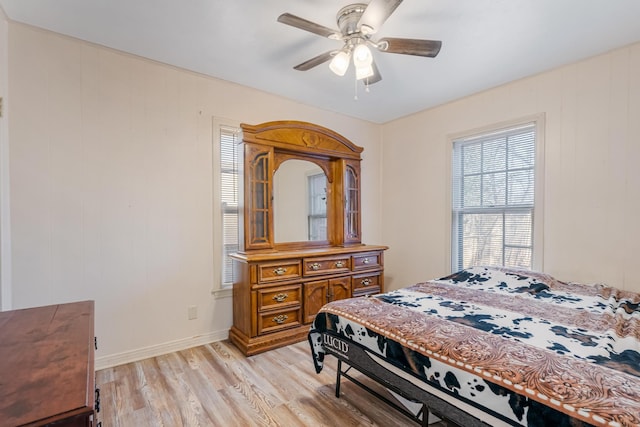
[
  {"left": 0, "top": 300, "right": 95, "bottom": 425},
  {"left": 230, "top": 244, "right": 388, "bottom": 263}
]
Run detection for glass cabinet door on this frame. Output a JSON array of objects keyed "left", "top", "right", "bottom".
[
  {"left": 344, "top": 164, "right": 361, "bottom": 244},
  {"left": 246, "top": 150, "right": 273, "bottom": 250}
]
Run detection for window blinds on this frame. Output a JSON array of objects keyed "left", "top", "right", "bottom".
[
  {"left": 220, "top": 126, "right": 239, "bottom": 287},
  {"left": 451, "top": 123, "right": 536, "bottom": 271}
]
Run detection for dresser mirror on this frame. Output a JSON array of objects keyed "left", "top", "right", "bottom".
[{"left": 273, "top": 159, "right": 328, "bottom": 243}]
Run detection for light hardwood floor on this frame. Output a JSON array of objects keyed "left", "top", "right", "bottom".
[{"left": 96, "top": 340, "right": 450, "bottom": 426}]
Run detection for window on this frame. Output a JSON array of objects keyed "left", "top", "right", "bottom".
[
  {"left": 307, "top": 172, "right": 327, "bottom": 240},
  {"left": 451, "top": 121, "right": 540, "bottom": 272},
  {"left": 213, "top": 118, "right": 240, "bottom": 297}
]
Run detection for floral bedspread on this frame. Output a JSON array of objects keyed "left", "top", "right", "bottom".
[{"left": 309, "top": 266, "right": 640, "bottom": 427}]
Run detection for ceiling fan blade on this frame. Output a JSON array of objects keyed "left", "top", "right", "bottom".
[
  {"left": 358, "top": 0, "right": 403, "bottom": 34},
  {"left": 293, "top": 51, "right": 336, "bottom": 71},
  {"left": 277, "top": 13, "right": 340, "bottom": 39},
  {"left": 377, "top": 37, "right": 442, "bottom": 57}
]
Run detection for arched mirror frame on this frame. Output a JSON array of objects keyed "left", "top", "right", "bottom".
[{"left": 238, "top": 120, "right": 363, "bottom": 252}]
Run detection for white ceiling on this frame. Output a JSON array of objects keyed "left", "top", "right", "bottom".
[{"left": 2, "top": 0, "right": 640, "bottom": 123}]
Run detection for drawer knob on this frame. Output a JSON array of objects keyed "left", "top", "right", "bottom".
[
  {"left": 272, "top": 293, "right": 288, "bottom": 302},
  {"left": 273, "top": 314, "right": 289, "bottom": 324},
  {"left": 273, "top": 267, "right": 287, "bottom": 275},
  {"left": 363, "top": 258, "right": 370, "bottom": 264},
  {"left": 310, "top": 262, "right": 321, "bottom": 271},
  {"left": 361, "top": 278, "right": 372, "bottom": 286},
  {"left": 335, "top": 261, "right": 345, "bottom": 268}
]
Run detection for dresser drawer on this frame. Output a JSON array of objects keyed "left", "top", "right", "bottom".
[
  {"left": 303, "top": 255, "right": 351, "bottom": 276},
  {"left": 257, "top": 260, "right": 302, "bottom": 283},
  {"left": 352, "top": 251, "right": 382, "bottom": 271},
  {"left": 257, "top": 307, "right": 302, "bottom": 334},
  {"left": 352, "top": 272, "right": 381, "bottom": 295},
  {"left": 257, "top": 284, "right": 301, "bottom": 311}
]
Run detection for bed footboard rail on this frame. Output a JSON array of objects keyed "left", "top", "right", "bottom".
[
  {"left": 337, "top": 359, "right": 431, "bottom": 427},
  {"left": 321, "top": 332, "right": 492, "bottom": 427}
]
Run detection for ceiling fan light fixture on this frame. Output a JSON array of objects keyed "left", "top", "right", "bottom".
[
  {"left": 329, "top": 50, "right": 351, "bottom": 76},
  {"left": 355, "top": 63, "right": 374, "bottom": 80},
  {"left": 353, "top": 43, "right": 373, "bottom": 68}
]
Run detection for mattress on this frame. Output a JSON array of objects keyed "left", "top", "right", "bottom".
[{"left": 308, "top": 266, "right": 640, "bottom": 427}]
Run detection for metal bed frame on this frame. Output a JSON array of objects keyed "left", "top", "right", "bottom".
[{"left": 318, "top": 332, "right": 494, "bottom": 427}]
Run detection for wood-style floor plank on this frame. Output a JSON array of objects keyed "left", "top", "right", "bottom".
[{"left": 96, "top": 340, "right": 449, "bottom": 427}]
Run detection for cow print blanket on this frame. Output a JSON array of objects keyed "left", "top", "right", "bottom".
[{"left": 309, "top": 266, "right": 640, "bottom": 427}]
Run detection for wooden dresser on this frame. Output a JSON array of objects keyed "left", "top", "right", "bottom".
[
  {"left": 229, "top": 121, "right": 388, "bottom": 356},
  {"left": 0, "top": 301, "right": 98, "bottom": 427},
  {"left": 230, "top": 245, "right": 387, "bottom": 355}
]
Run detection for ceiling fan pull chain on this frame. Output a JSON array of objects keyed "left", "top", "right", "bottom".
[{"left": 354, "top": 75, "right": 359, "bottom": 101}]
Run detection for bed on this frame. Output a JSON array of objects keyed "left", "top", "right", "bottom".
[{"left": 308, "top": 266, "right": 640, "bottom": 427}]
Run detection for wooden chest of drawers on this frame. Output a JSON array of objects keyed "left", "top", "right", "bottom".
[
  {"left": 0, "top": 301, "right": 97, "bottom": 427},
  {"left": 229, "top": 245, "right": 387, "bottom": 356}
]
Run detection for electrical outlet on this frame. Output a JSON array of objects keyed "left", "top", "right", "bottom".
[{"left": 188, "top": 305, "right": 197, "bottom": 320}]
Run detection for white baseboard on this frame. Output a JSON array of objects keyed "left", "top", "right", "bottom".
[{"left": 95, "top": 329, "right": 229, "bottom": 370}]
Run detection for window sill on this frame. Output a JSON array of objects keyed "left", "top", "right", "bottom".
[{"left": 212, "top": 288, "right": 233, "bottom": 299}]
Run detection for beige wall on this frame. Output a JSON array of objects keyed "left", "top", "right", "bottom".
[
  {"left": 0, "top": 9, "right": 9, "bottom": 310},
  {"left": 6, "top": 22, "right": 383, "bottom": 365},
  {"left": 381, "top": 42, "right": 640, "bottom": 292}
]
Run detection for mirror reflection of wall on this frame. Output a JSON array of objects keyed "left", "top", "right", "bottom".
[{"left": 273, "top": 160, "right": 327, "bottom": 242}]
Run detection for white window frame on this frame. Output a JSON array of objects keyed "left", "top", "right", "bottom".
[
  {"left": 212, "top": 117, "right": 241, "bottom": 299},
  {"left": 447, "top": 114, "right": 545, "bottom": 273}
]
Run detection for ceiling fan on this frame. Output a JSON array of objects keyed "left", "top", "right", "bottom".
[{"left": 277, "top": 0, "right": 442, "bottom": 87}]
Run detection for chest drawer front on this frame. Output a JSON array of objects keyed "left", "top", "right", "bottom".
[
  {"left": 258, "top": 260, "right": 302, "bottom": 283},
  {"left": 352, "top": 272, "right": 381, "bottom": 294},
  {"left": 258, "top": 308, "right": 301, "bottom": 334},
  {"left": 257, "top": 284, "right": 301, "bottom": 311},
  {"left": 303, "top": 256, "right": 351, "bottom": 276},
  {"left": 352, "top": 252, "right": 382, "bottom": 271}
]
